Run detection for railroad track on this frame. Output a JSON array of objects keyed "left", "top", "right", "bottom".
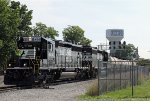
[
  {"left": 0, "top": 78, "right": 96, "bottom": 92},
  {"left": 39, "top": 78, "right": 96, "bottom": 89},
  {"left": 0, "top": 85, "right": 34, "bottom": 93},
  {"left": 0, "top": 86, "right": 19, "bottom": 93},
  {"left": 0, "top": 79, "right": 76, "bottom": 92}
]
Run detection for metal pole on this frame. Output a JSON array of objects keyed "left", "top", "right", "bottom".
[
  {"left": 132, "top": 60, "right": 134, "bottom": 96},
  {"left": 130, "top": 65, "right": 131, "bottom": 86},
  {"left": 97, "top": 45, "right": 100, "bottom": 95},
  {"left": 120, "top": 62, "right": 122, "bottom": 89},
  {"left": 65, "top": 56, "right": 66, "bottom": 68},
  {"left": 137, "top": 66, "right": 138, "bottom": 85},
  {"left": 97, "top": 60, "right": 100, "bottom": 95},
  {"left": 114, "top": 62, "right": 116, "bottom": 91},
  {"left": 106, "top": 62, "right": 108, "bottom": 92}
]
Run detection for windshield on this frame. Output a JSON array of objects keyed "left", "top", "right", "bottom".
[{"left": 19, "top": 48, "right": 36, "bottom": 59}]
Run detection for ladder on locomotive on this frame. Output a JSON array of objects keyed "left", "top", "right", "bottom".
[{"left": 29, "top": 56, "right": 40, "bottom": 75}]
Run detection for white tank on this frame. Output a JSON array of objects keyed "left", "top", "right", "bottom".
[{"left": 106, "top": 29, "right": 124, "bottom": 41}]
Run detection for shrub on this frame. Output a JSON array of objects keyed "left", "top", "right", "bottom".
[{"left": 86, "top": 80, "right": 99, "bottom": 96}]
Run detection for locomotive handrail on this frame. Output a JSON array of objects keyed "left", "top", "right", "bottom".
[
  {"left": 35, "top": 56, "right": 40, "bottom": 74},
  {"left": 28, "top": 57, "right": 35, "bottom": 74}
]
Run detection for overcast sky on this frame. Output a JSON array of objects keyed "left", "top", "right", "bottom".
[{"left": 14, "top": 0, "right": 150, "bottom": 59}]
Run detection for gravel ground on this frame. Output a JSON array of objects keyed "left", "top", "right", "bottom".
[{"left": 0, "top": 76, "right": 95, "bottom": 101}]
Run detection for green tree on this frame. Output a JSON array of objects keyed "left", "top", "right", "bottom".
[
  {"left": 0, "top": 0, "right": 21, "bottom": 69},
  {"left": 62, "top": 25, "right": 84, "bottom": 44},
  {"left": 80, "top": 37, "right": 92, "bottom": 46},
  {"left": 47, "top": 27, "right": 59, "bottom": 39},
  {"left": 115, "top": 44, "right": 137, "bottom": 60},
  {"left": 33, "top": 22, "right": 59, "bottom": 39},
  {"left": 0, "top": 40, "right": 3, "bottom": 48},
  {"left": 0, "top": 0, "right": 33, "bottom": 70},
  {"left": 62, "top": 25, "right": 92, "bottom": 45},
  {"left": 137, "top": 59, "right": 150, "bottom": 66},
  {"left": 10, "top": 1, "right": 33, "bottom": 37}
]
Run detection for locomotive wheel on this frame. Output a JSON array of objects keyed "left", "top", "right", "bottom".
[
  {"left": 93, "top": 70, "right": 97, "bottom": 78},
  {"left": 4, "top": 74, "right": 11, "bottom": 85},
  {"left": 45, "top": 75, "right": 54, "bottom": 84},
  {"left": 82, "top": 70, "right": 89, "bottom": 80},
  {"left": 76, "top": 70, "right": 88, "bottom": 80},
  {"left": 54, "top": 71, "right": 61, "bottom": 80},
  {"left": 75, "top": 71, "right": 81, "bottom": 80},
  {"left": 86, "top": 71, "right": 90, "bottom": 79}
]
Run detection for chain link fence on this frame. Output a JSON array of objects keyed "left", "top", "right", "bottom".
[{"left": 98, "top": 60, "right": 150, "bottom": 95}]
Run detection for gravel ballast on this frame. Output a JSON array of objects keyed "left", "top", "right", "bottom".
[{"left": 0, "top": 77, "right": 94, "bottom": 101}]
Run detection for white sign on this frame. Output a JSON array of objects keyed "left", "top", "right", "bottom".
[{"left": 23, "top": 37, "right": 41, "bottom": 42}]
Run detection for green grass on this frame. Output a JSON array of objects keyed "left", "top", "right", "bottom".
[{"left": 80, "top": 79, "right": 150, "bottom": 101}]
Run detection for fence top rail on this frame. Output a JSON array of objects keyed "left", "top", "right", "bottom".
[
  {"left": 98, "top": 60, "right": 138, "bottom": 62},
  {"left": 98, "top": 60, "right": 138, "bottom": 67}
]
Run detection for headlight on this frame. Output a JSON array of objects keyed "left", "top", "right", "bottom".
[
  {"left": 4, "top": 70, "right": 6, "bottom": 74},
  {"left": 8, "top": 64, "right": 11, "bottom": 67},
  {"left": 24, "top": 63, "right": 27, "bottom": 67}
]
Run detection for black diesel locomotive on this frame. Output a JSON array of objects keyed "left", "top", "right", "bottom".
[{"left": 4, "top": 36, "right": 108, "bottom": 86}]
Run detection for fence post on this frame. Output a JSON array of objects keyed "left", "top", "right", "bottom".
[
  {"left": 131, "top": 60, "right": 134, "bottom": 96},
  {"left": 106, "top": 61, "right": 108, "bottom": 92},
  {"left": 98, "top": 60, "right": 103, "bottom": 95},
  {"left": 98, "top": 60, "right": 100, "bottom": 95},
  {"left": 137, "top": 66, "right": 138, "bottom": 85},
  {"left": 120, "top": 62, "right": 122, "bottom": 89},
  {"left": 113, "top": 61, "right": 116, "bottom": 91}
]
